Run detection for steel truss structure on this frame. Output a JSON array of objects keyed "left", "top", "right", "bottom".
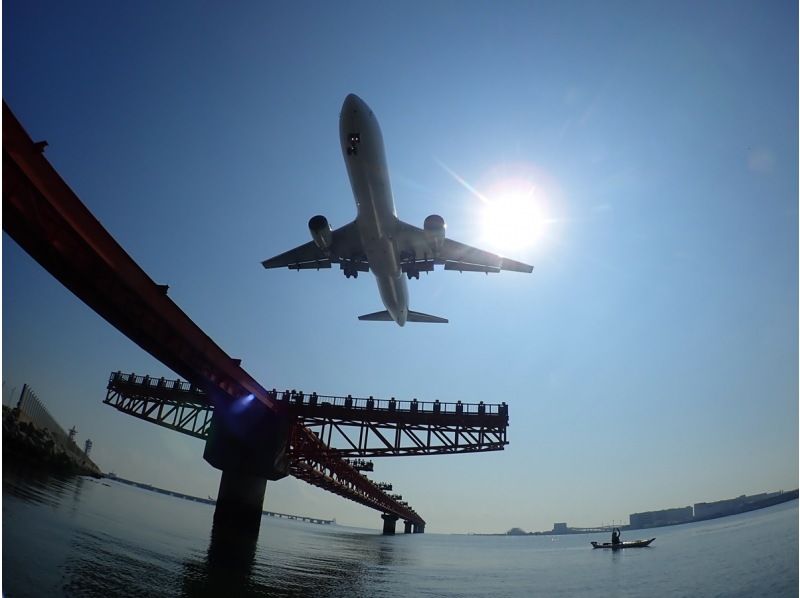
[
  {"left": 281, "top": 391, "right": 508, "bottom": 456},
  {"left": 103, "top": 383, "right": 213, "bottom": 440},
  {"left": 289, "top": 426, "right": 422, "bottom": 524},
  {"left": 104, "top": 372, "right": 510, "bottom": 524},
  {"left": 302, "top": 415, "right": 507, "bottom": 458},
  {"left": 105, "top": 372, "right": 509, "bottom": 457},
  {"left": 103, "top": 372, "right": 426, "bottom": 524}
]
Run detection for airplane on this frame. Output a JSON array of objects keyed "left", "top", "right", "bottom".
[{"left": 261, "top": 94, "right": 533, "bottom": 326}]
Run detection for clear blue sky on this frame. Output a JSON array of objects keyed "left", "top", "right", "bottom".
[{"left": 3, "top": 1, "right": 797, "bottom": 533}]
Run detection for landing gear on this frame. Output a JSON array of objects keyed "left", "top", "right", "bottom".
[
  {"left": 343, "top": 264, "right": 359, "bottom": 279},
  {"left": 402, "top": 251, "right": 420, "bottom": 280}
]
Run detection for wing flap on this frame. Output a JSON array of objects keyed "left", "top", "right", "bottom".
[
  {"left": 289, "top": 260, "right": 332, "bottom": 270},
  {"left": 444, "top": 262, "right": 501, "bottom": 273}
]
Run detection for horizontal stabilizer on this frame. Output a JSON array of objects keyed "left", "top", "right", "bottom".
[
  {"left": 358, "top": 310, "right": 449, "bottom": 323},
  {"left": 407, "top": 310, "right": 448, "bottom": 323},
  {"left": 358, "top": 310, "right": 394, "bottom": 321}
]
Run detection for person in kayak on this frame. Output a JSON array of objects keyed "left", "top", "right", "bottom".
[{"left": 611, "top": 528, "right": 621, "bottom": 545}]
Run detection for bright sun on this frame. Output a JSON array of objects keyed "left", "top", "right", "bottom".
[
  {"left": 479, "top": 176, "right": 551, "bottom": 254},
  {"left": 437, "top": 160, "right": 560, "bottom": 255}
]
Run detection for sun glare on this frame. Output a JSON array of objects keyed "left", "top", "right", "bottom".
[
  {"left": 478, "top": 170, "right": 558, "bottom": 254},
  {"left": 437, "top": 160, "right": 561, "bottom": 256},
  {"left": 480, "top": 184, "right": 543, "bottom": 252}
]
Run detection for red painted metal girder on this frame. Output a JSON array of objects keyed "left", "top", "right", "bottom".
[
  {"left": 290, "top": 426, "right": 424, "bottom": 525},
  {"left": 2, "top": 102, "right": 277, "bottom": 411}
]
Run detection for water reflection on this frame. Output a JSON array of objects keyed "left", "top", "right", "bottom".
[
  {"left": 61, "top": 529, "right": 183, "bottom": 596},
  {"left": 182, "top": 521, "right": 260, "bottom": 596},
  {"left": 182, "top": 522, "right": 411, "bottom": 597},
  {"left": 3, "top": 464, "right": 78, "bottom": 508}
]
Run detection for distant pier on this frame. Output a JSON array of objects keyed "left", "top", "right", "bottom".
[{"left": 106, "top": 475, "right": 334, "bottom": 525}]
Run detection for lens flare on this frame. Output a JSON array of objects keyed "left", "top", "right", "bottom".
[
  {"left": 480, "top": 178, "right": 548, "bottom": 253},
  {"left": 438, "top": 159, "right": 561, "bottom": 255},
  {"left": 231, "top": 393, "right": 256, "bottom": 415}
]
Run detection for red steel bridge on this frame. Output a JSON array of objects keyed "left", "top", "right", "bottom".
[{"left": 3, "top": 102, "right": 510, "bottom": 534}]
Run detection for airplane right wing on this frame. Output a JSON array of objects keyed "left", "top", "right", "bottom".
[
  {"left": 393, "top": 221, "right": 533, "bottom": 274},
  {"left": 439, "top": 238, "right": 533, "bottom": 273},
  {"left": 261, "top": 220, "right": 367, "bottom": 272}
]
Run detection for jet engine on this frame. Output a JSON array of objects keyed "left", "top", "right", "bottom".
[
  {"left": 308, "top": 215, "right": 333, "bottom": 251},
  {"left": 424, "top": 214, "right": 446, "bottom": 253}
]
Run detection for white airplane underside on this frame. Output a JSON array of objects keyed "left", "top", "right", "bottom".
[{"left": 261, "top": 94, "right": 533, "bottom": 326}]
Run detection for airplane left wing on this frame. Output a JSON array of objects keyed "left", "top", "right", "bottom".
[
  {"left": 393, "top": 221, "right": 533, "bottom": 274},
  {"left": 262, "top": 239, "right": 331, "bottom": 270},
  {"left": 261, "top": 220, "right": 366, "bottom": 271}
]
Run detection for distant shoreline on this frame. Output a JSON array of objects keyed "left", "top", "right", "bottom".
[{"left": 479, "top": 491, "right": 799, "bottom": 537}]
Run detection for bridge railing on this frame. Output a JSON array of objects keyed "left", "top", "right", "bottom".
[
  {"left": 109, "top": 372, "right": 509, "bottom": 418},
  {"left": 275, "top": 390, "right": 508, "bottom": 417},
  {"left": 109, "top": 371, "right": 200, "bottom": 394}
]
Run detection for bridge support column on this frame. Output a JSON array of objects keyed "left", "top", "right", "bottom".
[
  {"left": 413, "top": 523, "right": 425, "bottom": 534},
  {"left": 203, "top": 393, "right": 291, "bottom": 533},
  {"left": 214, "top": 470, "right": 267, "bottom": 530},
  {"left": 403, "top": 520, "right": 413, "bottom": 534},
  {"left": 381, "top": 513, "right": 399, "bottom": 535}
]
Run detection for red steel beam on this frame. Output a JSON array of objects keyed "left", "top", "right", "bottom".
[
  {"left": 2, "top": 102, "right": 277, "bottom": 411},
  {"left": 289, "top": 426, "right": 424, "bottom": 525}
]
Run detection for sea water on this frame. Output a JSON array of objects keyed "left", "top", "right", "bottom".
[{"left": 3, "top": 470, "right": 797, "bottom": 597}]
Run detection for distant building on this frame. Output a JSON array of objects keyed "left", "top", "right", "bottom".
[
  {"left": 694, "top": 492, "right": 784, "bottom": 519},
  {"left": 552, "top": 522, "right": 568, "bottom": 534},
  {"left": 629, "top": 506, "right": 693, "bottom": 528}
]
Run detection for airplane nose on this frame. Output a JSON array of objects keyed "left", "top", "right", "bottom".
[{"left": 342, "top": 93, "right": 364, "bottom": 115}]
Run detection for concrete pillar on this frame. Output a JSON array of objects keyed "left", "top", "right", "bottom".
[
  {"left": 203, "top": 392, "right": 291, "bottom": 534},
  {"left": 403, "top": 520, "right": 413, "bottom": 534},
  {"left": 381, "top": 513, "right": 399, "bottom": 535},
  {"left": 214, "top": 470, "right": 267, "bottom": 530},
  {"left": 413, "top": 522, "right": 426, "bottom": 534}
]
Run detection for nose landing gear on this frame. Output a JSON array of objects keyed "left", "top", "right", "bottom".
[{"left": 347, "top": 133, "right": 360, "bottom": 156}]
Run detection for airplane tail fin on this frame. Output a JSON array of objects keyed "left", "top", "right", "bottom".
[{"left": 357, "top": 310, "right": 449, "bottom": 323}]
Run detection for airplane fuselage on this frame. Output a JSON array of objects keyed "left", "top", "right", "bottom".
[{"left": 339, "top": 94, "right": 409, "bottom": 326}]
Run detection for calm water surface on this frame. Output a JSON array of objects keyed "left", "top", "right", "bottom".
[{"left": 3, "top": 470, "right": 797, "bottom": 596}]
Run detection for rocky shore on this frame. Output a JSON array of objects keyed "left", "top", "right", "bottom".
[{"left": 3, "top": 406, "right": 102, "bottom": 477}]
